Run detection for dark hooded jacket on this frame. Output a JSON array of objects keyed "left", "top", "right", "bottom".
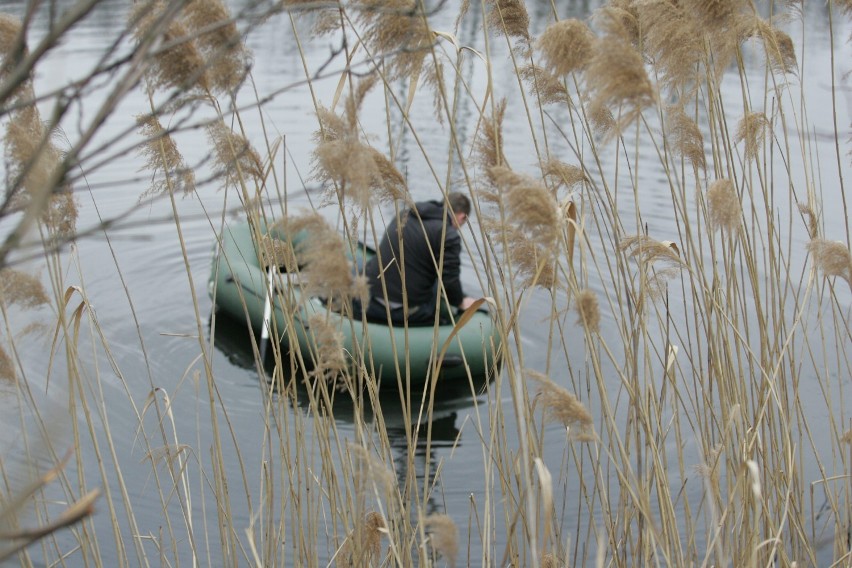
[{"left": 365, "top": 200, "right": 465, "bottom": 308}]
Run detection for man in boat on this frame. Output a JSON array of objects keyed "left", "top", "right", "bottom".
[{"left": 354, "top": 192, "right": 477, "bottom": 326}]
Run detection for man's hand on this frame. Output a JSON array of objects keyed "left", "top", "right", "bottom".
[{"left": 459, "top": 297, "right": 477, "bottom": 311}]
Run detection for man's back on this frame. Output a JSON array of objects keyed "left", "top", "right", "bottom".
[{"left": 364, "top": 200, "right": 465, "bottom": 309}]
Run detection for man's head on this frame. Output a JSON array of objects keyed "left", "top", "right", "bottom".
[{"left": 448, "top": 192, "right": 471, "bottom": 228}]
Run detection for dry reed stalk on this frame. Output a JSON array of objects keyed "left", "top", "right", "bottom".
[
  {"left": 486, "top": 0, "right": 530, "bottom": 42},
  {"left": 575, "top": 289, "right": 601, "bottom": 333},
  {"left": 275, "top": 214, "right": 369, "bottom": 306},
  {"left": 537, "top": 19, "right": 595, "bottom": 76},
  {"left": 129, "top": 1, "right": 211, "bottom": 93},
  {"left": 424, "top": 513, "right": 458, "bottom": 568},
  {"left": 807, "top": 239, "right": 852, "bottom": 284},
  {"left": 135, "top": 115, "right": 196, "bottom": 197},
  {"left": 635, "top": 0, "right": 705, "bottom": 90},
  {"left": 706, "top": 179, "right": 741, "bottom": 232},
  {"left": 735, "top": 111, "right": 771, "bottom": 162},
  {"left": 336, "top": 511, "right": 385, "bottom": 567},
  {"left": 519, "top": 64, "right": 570, "bottom": 106},
  {"left": 527, "top": 370, "right": 593, "bottom": 432},
  {"left": 666, "top": 105, "right": 706, "bottom": 172},
  {"left": 181, "top": 0, "right": 250, "bottom": 93},
  {"left": 206, "top": 121, "right": 264, "bottom": 189}
]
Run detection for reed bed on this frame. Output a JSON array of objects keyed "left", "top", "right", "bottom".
[{"left": 0, "top": 0, "right": 850, "bottom": 566}]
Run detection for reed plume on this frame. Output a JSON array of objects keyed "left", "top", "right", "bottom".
[
  {"left": 666, "top": 105, "right": 706, "bottom": 171},
  {"left": 136, "top": 115, "right": 195, "bottom": 198},
  {"left": 259, "top": 235, "right": 298, "bottom": 271},
  {"left": 351, "top": 0, "right": 433, "bottom": 81},
  {"left": 181, "top": 0, "right": 250, "bottom": 93},
  {"left": 735, "top": 111, "right": 770, "bottom": 162},
  {"left": 0, "top": 12, "right": 21, "bottom": 55},
  {"left": 842, "top": 428, "right": 852, "bottom": 445},
  {"left": 0, "top": 12, "right": 26, "bottom": 91},
  {"left": 594, "top": 1, "right": 640, "bottom": 46},
  {"left": 129, "top": 1, "right": 210, "bottom": 93},
  {"left": 4, "top": 103, "right": 77, "bottom": 235},
  {"left": 797, "top": 202, "right": 819, "bottom": 240},
  {"left": 312, "top": 79, "right": 407, "bottom": 207},
  {"left": 681, "top": 0, "right": 743, "bottom": 31},
  {"left": 486, "top": 0, "right": 530, "bottom": 42},
  {"left": 635, "top": 0, "right": 704, "bottom": 91},
  {"left": 307, "top": 313, "right": 348, "bottom": 381},
  {"left": 537, "top": 19, "right": 595, "bottom": 76},
  {"left": 619, "top": 235, "right": 685, "bottom": 268},
  {"left": 807, "top": 239, "right": 852, "bottom": 284},
  {"left": 706, "top": 179, "right": 741, "bottom": 232},
  {"left": 475, "top": 99, "right": 508, "bottom": 187},
  {"left": 424, "top": 514, "right": 458, "bottom": 568},
  {"left": 519, "top": 64, "right": 570, "bottom": 106},
  {"left": 276, "top": 214, "right": 369, "bottom": 306},
  {"left": 542, "top": 158, "right": 587, "bottom": 192},
  {"left": 347, "top": 442, "right": 395, "bottom": 495},
  {"left": 0, "top": 343, "right": 13, "bottom": 381},
  {"left": 0, "top": 268, "right": 49, "bottom": 309},
  {"left": 496, "top": 167, "right": 561, "bottom": 248},
  {"left": 527, "top": 370, "right": 594, "bottom": 431},
  {"left": 748, "top": 18, "right": 798, "bottom": 76},
  {"left": 207, "top": 121, "right": 263, "bottom": 190},
  {"left": 336, "top": 511, "right": 385, "bottom": 567},
  {"left": 585, "top": 97, "right": 616, "bottom": 136},
  {"left": 575, "top": 289, "right": 601, "bottom": 333},
  {"left": 479, "top": 165, "right": 561, "bottom": 289},
  {"left": 584, "top": 34, "right": 655, "bottom": 133}
]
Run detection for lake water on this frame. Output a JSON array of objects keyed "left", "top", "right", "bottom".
[{"left": 1, "top": 0, "right": 850, "bottom": 566}]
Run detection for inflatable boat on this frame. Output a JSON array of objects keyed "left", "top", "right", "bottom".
[{"left": 207, "top": 220, "right": 503, "bottom": 385}]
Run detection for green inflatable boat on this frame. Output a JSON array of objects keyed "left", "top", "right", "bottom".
[{"left": 208, "top": 220, "right": 503, "bottom": 385}]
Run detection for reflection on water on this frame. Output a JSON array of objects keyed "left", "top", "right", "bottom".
[{"left": 210, "top": 309, "right": 490, "bottom": 518}]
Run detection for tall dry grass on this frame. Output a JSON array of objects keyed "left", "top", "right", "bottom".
[{"left": 0, "top": 0, "right": 850, "bottom": 567}]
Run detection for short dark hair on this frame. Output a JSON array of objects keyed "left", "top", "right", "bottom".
[{"left": 448, "top": 192, "right": 471, "bottom": 217}]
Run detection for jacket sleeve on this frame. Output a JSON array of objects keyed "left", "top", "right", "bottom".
[{"left": 441, "top": 228, "right": 465, "bottom": 306}]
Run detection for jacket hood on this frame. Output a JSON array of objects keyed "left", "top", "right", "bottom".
[{"left": 411, "top": 200, "right": 450, "bottom": 222}]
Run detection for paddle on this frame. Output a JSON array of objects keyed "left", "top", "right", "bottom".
[{"left": 259, "top": 265, "right": 277, "bottom": 361}]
